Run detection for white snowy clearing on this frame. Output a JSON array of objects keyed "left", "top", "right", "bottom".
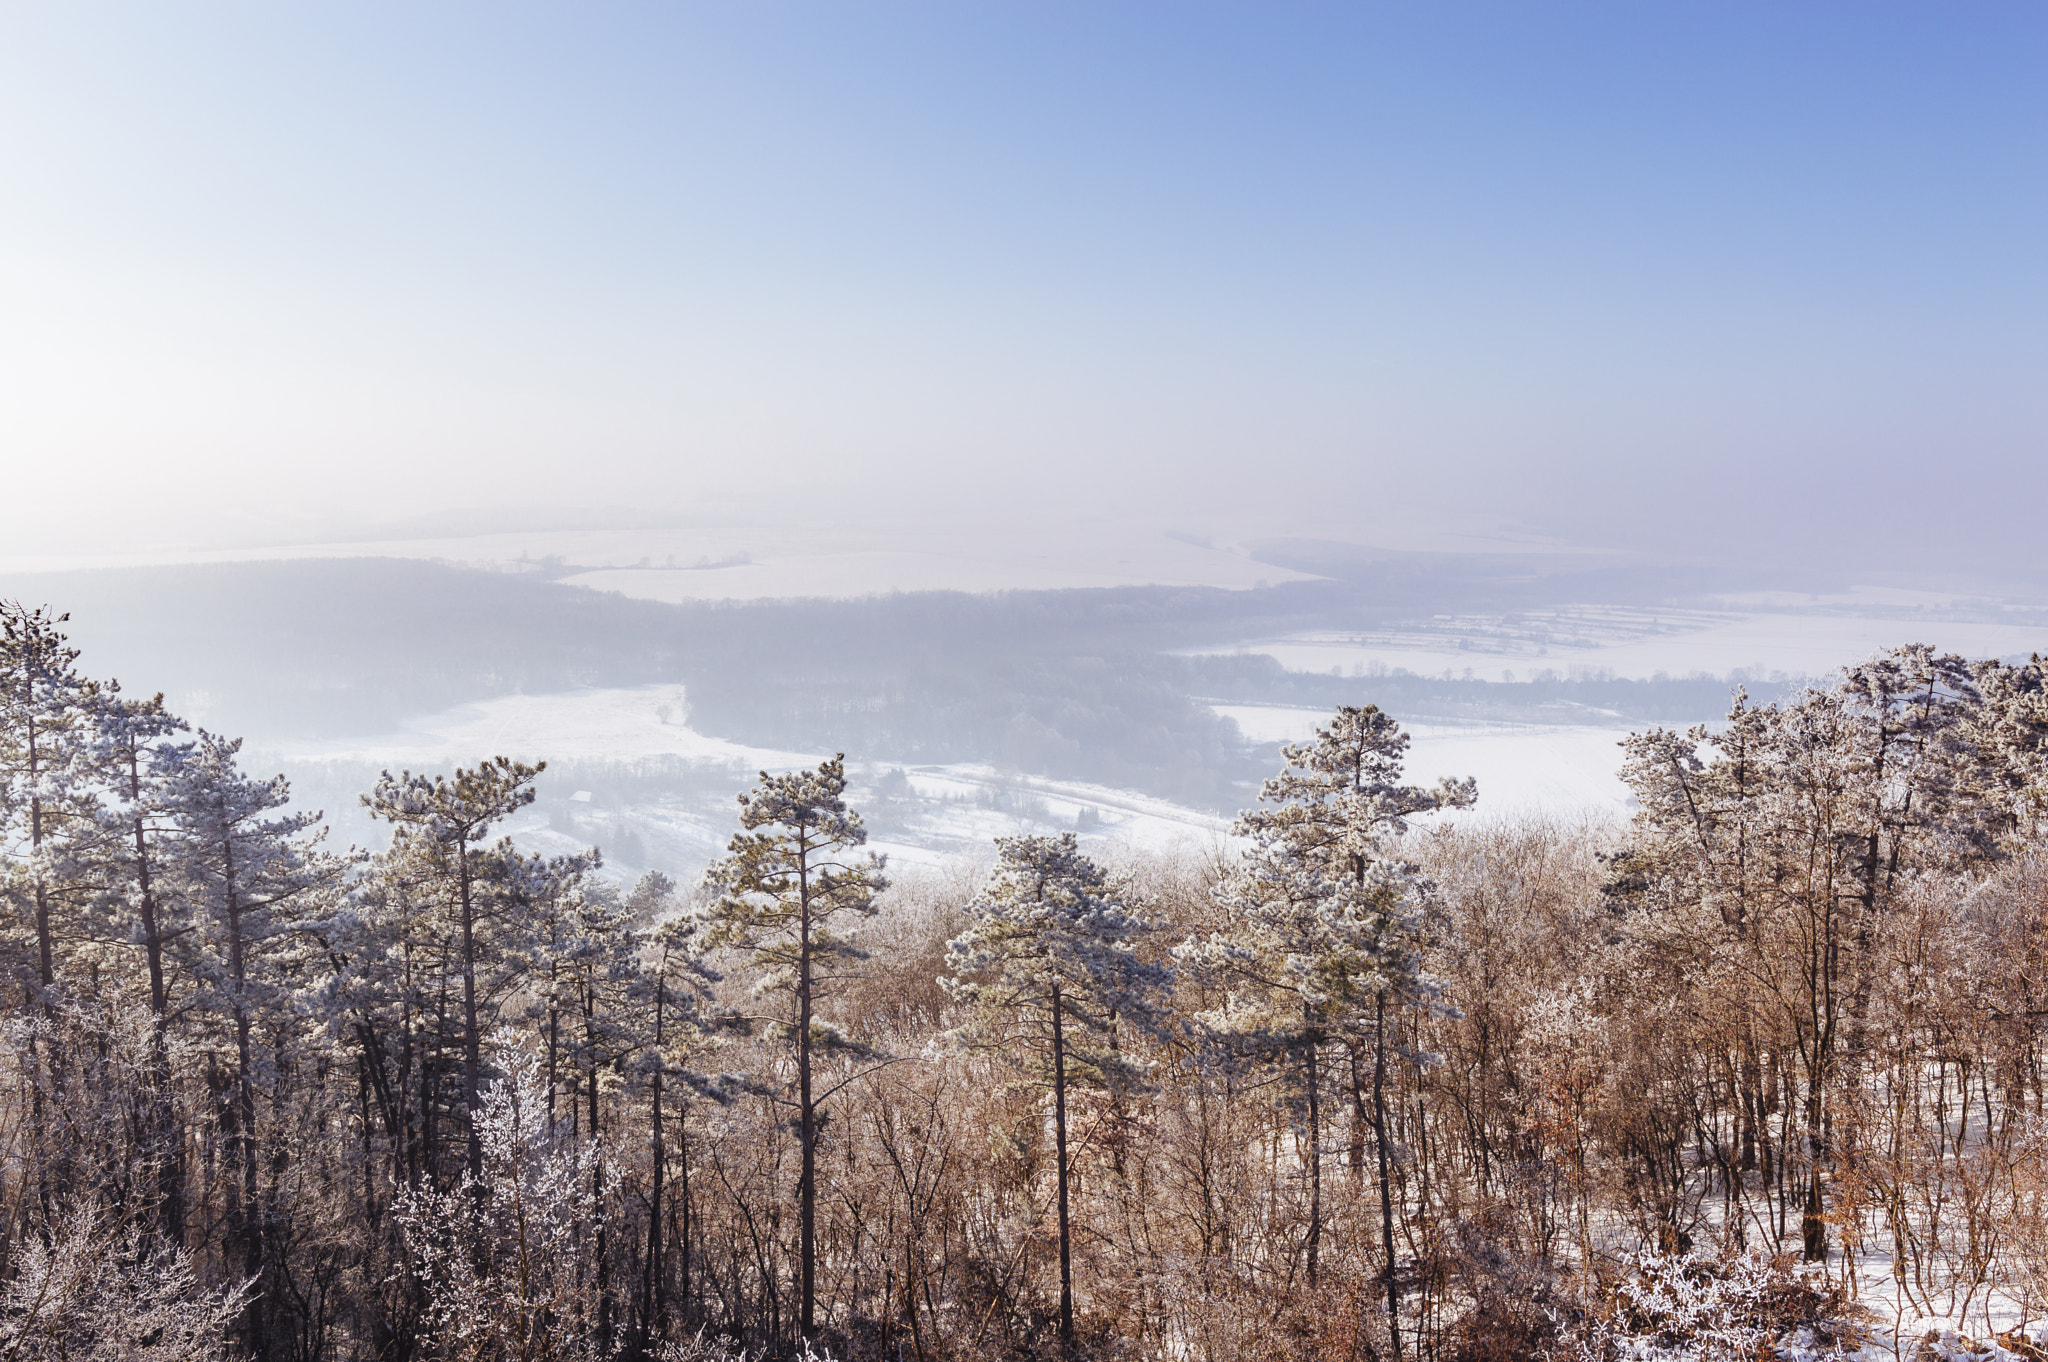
[
  {"left": 284, "top": 684, "right": 818, "bottom": 771},
  {"left": 1225, "top": 603, "right": 2047, "bottom": 683},
  {"left": 1213, "top": 704, "right": 1636, "bottom": 816},
  {"left": 275, "top": 683, "right": 1647, "bottom": 889},
  {"left": 279, "top": 685, "right": 1229, "bottom": 883}
]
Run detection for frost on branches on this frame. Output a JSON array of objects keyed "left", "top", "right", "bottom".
[
  {"left": 0, "top": 1198, "right": 250, "bottom": 1362},
  {"left": 1179, "top": 703, "right": 1475, "bottom": 1356},
  {"left": 1541, "top": 1247, "right": 1874, "bottom": 1362},
  {"left": 396, "top": 1036, "right": 612, "bottom": 1362}
]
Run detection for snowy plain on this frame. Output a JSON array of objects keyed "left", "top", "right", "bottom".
[
  {"left": 1226, "top": 604, "right": 2047, "bottom": 685},
  {"left": 1213, "top": 703, "right": 1637, "bottom": 816},
  {"left": 279, "top": 684, "right": 1231, "bottom": 885}
]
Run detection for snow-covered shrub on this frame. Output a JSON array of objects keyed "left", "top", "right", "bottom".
[
  {"left": 1544, "top": 1247, "right": 1868, "bottom": 1361},
  {"left": 395, "top": 1037, "right": 612, "bottom": 1362},
  {"left": 655, "top": 1333, "right": 842, "bottom": 1362},
  {"left": 0, "top": 1199, "right": 250, "bottom": 1362}
]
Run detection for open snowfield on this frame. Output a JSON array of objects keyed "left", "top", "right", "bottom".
[
  {"left": 1214, "top": 703, "right": 1637, "bottom": 816},
  {"left": 277, "top": 684, "right": 1230, "bottom": 882},
  {"left": 1229, "top": 604, "right": 2048, "bottom": 683},
  {"left": 284, "top": 684, "right": 818, "bottom": 770}
]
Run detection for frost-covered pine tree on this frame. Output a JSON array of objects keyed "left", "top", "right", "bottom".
[
  {"left": 503, "top": 845, "right": 607, "bottom": 1124},
  {"left": 699, "top": 755, "right": 886, "bottom": 1346},
  {"left": 365, "top": 757, "right": 544, "bottom": 1184},
  {"left": 162, "top": 730, "right": 336, "bottom": 1337},
  {"left": 1183, "top": 704, "right": 1471, "bottom": 1355},
  {"left": 1967, "top": 652, "right": 2048, "bottom": 847},
  {"left": 943, "top": 832, "right": 1169, "bottom": 1357},
  {"left": 85, "top": 687, "right": 191, "bottom": 1243},
  {"left": 0, "top": 603, "right": 101, "bottom": 1010},
  {"left": 624, "top": 875, "right": 736, "bottom": 1346}
]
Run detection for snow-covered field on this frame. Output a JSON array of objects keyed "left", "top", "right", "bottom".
[
  {"left": 286, "top": 684, "right": 816, "bottom": 771},
  {"left": 1225, "top": 604, "right": 2048, "bottom": 683},
  {"left": 274, "top": 681, "right": 1650, "bottom": 890},
  {"left": 1214, "top": 703, "right": 1637, "bottom": 816},
  {"left": 278, "top": 685, "right": 1229, "bottom": 884}
]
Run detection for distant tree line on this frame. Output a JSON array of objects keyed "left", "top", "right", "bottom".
[
  {"left": 5, "top": 597, "right": 2048, "bottom": 1360},
  {"left": 7, "top": 560, "right": 1829, "bottom": 812}
]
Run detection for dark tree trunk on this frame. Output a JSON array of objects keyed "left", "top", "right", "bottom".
[
  {"left": 1052, "top": 982, "right": 1075, "bottom": 1358},
  {"left": 1375, "top": 992, "right": 1401, "bottom": 1362},
  {"left": 798, "top": 861, "right": 817, "bottom": 1344},
  {"left": 128, "top": 745, "right": 184, "bottom": 1245},
  {"left": 458, "top": 839, "right": 483, "bottom": 1186},
  {"left": 1304, "top": 1002, "right": 1321, "bottom": 1286}
]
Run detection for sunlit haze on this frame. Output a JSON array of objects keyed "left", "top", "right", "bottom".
[{"left": 5, "top": 4, "right": 2044, "bottom": 571}]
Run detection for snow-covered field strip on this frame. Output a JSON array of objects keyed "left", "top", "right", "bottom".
[
  {"left": 1214, "top": 703, "right": 1638, "bottom": 816},
  {"left": 285, "top": 684, "right": 818, "bottom": 770},
  {"left": 278, "top": 685, "right": 1233, "bottom": 882},
  {"left": 1226, "top": 611, "right": 2048, "bottom": 683},
  {"left": 275, "top": 686, "right": 1643, "bottom": 884}
]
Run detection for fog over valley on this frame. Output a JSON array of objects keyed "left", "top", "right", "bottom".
[{"left": 6, "top": 6, "right": 2048, "bottom": 1361}]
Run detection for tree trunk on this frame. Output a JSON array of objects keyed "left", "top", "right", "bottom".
[
  {"left": 1052, "top": 982, "right": 1075, "bottom": 1358},
  {"left": 28, "top": 723, "right": 54, "bottom": 1009},
  {"left": 1304, "top": 1002, "right": 1321, "bottom": 1286},
  {"left": 222, "top": 833, "right": 264, "bottom": 1354},
  {"left": 643, "top": 977, "right": 665, "bottom": 1345},
  {"left": 458, "top": 837, "right": 483, "bottom": 1186},
  {"left": 129, "top": 746, "right": 183, "bottom": 1245},
  {"left": 586, "top": 985, "right": 612, "bottom": 1354},
  {"left": 1375, "top": 992, "right": 1401, "bottom": 1361},
  {"left": 798, "top": 860, "right": 817, "bottom": 1344},
  {"left": 1802, "top": 1077, "right": 1828, "bottom": 1262}
]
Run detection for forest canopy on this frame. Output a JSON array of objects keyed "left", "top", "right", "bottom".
[{"left": 3, "top": 598, "right": 2047, "bottom": 1361}]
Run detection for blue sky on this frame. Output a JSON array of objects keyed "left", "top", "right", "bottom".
[{"left": 3, "top": 4, "right": 2043, "bottom": 565}]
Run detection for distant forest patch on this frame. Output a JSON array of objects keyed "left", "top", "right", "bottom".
[{"left": 3, "top": 558, "right": 1795, "bottom": 809}]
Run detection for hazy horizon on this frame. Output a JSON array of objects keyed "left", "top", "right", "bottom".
[{"left": 5, "top": 4, "right": 2045, "bottom": 577}]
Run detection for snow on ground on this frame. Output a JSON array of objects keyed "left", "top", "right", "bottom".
[
  {"left": 1220, "top": 606, "right": 2039, "bottom": 684},
  {"left": 279, "top": 685, "right": 1230, "bottom": 885},
  {"left": 1214, "top": 704, "right": 1637, "bottom": 816},
  {"left": 285, "top": 685, "right": 820, "bottom": 770},
  {"left": 276, "top": 685, "right": 1631, "bottom": 888},
  {"left": 499, "top": 760, "right": 1229, "bottom": 887},
  {"left": 886, "top": 764, "right": 1230, "bottom": 855},
  {"left": 1225, "top": 606, "right": 2048, "bottom": 683}
]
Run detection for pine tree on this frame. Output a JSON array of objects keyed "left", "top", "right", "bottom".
[
  {"left": 163, "top": 730, "right": 336, "bottom": 1347},
  {"left": 0, "top": 604, "right": 100, "bottom": 1011},
  {"left": 699, "top": 755, "right": 886, "bottom": 1345},
  {"left": 86, "top": 688, "right": 191, "bottom": 1244},
  {"left": 942, "top": 832, "right": 1168, "bottom": 1357},
  {"left": 364, "top": 759, "right": 544, "bottom": 1184},
  {"left": 622, "top": 873, "right": 734, "bottom": 1348},
  {"left": 1184, "top": 704, "right": 1471, "bottom": 1357}
]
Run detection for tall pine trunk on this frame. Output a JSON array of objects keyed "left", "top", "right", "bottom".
[
  {"left": 220, "top": 833, "right": 264, "bottom": 1354},
  {"left": 642, "top": 977, "right": 666, "bottom": 1344},
  {"left": 128, "top": 745, "right": 183, "bottom": 1245},
  {"left": 1304, "top": 1002, "right": 1321, "bottom": 1285},
  {"left": 1052, "top": 982, "right": 1075, "bottom": 1358},
  {"left": 1374, "top": 992, "right": 1401, "bottom": 1362},
  {"left": 798, "top": 861, "right": 817, "bottom": 1344},
  {"left": 458, "top": 838, "right": 483, "bottom": 1186}
]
